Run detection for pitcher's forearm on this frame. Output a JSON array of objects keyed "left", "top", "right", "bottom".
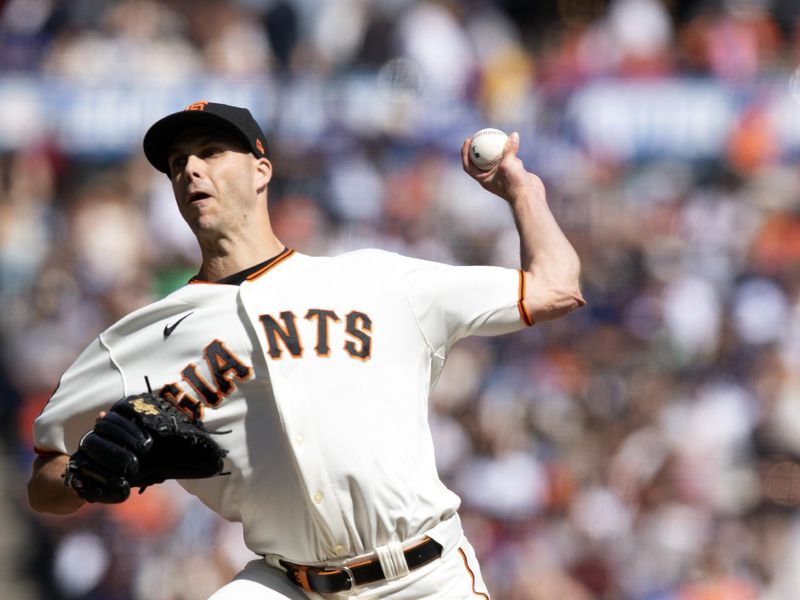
[
  {"left": 508, "top": 180, "right": 584, "bottom": 322},
  {"left": 509, "top": 182, "right": 582, "bottom": 282},
  {"left": 27, "top": 454, "right": 86, "bottom": 515}
]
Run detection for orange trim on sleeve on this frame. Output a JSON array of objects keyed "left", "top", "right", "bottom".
[
  {"left": 246, "top": 248, "right": 295, "bottom": 281},
  {"left": 33, "top": 447, "right": 64, "bottom": 457},
  {"left": 517, "top": 270, "right": 534, "bottom": 327}
]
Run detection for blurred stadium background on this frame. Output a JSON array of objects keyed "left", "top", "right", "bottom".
[{"left": 5, "top": 0, "right": 800, "bottom": 598}]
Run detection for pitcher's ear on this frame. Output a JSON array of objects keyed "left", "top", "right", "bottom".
[{"left": 255, "top": 157, "right": 272, "bottom": 190}]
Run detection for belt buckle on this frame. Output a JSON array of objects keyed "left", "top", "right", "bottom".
[{"left": 339, "top": 564, "right": 356, "bottom": 591}]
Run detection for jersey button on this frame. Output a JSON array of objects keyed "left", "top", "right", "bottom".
[
  {"left": 295, "top": 434, "right": 304, "bottom": 446},
  {"left": 313, "top": 492, "right": 323, "bottom": 504},
  {"left": 334, "top": 545, "right": 346, "bottom": 555}
]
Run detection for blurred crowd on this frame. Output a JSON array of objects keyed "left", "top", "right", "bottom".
[{"left": 5, "top": 0, "right": 800, "bottom": 598}]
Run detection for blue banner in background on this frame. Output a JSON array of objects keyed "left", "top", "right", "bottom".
[
  {"left": 565, "top": 78, "right": 800, "bottom": 161},
  {"left": 0, "top": 77, "right": 275, "bottom": 157},
  {"left": 1, "top": 75, "right": 800, "bottom": 160},
  {"left": 567, "top": 80, "right": 737, "bottom": 160}
]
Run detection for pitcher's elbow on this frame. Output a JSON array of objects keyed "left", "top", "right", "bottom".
[
  {"left": 542, "top": 286, "right": 586, "bottom": 321},
  {"left": 570, "top": 288, "right": 587, "bottom": 310},
  {"left": 554, "top": 289, "right": 586, "bottom": 318}
]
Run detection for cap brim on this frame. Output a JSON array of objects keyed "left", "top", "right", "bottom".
[{"left": 143, "top": 111, "right": 253, "bottom": 174}]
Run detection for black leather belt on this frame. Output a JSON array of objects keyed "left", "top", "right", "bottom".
[{"left": 280, "top": 537, "right": 443, "bottom": 593}]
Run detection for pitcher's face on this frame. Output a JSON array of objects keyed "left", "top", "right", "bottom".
[{"left": 168, "top": 126, "right": 269, "bottom": 238}]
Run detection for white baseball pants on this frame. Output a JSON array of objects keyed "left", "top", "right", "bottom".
[{"left": 208, "top": 516, "right": 490, "bottom": 599}]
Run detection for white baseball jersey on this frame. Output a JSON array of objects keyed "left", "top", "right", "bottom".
[{"left": 34, "top": 248, "right": 532, "bottom": 563}]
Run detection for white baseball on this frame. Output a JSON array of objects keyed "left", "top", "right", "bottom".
[{"left": 469, "top": 128, "right": 508, "bottom": 171}]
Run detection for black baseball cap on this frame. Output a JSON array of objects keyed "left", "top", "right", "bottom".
[{"left": 143, "top": 101, "right": 269, "bottom": 174}]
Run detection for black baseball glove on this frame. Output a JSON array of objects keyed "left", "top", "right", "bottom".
[{"left": 64, "top": 392, "right": 228, "bottom": 503}]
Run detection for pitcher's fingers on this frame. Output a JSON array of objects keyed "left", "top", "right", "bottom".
[
  {"left": 461, "top": 138, "right": 472, "bottom": 172},
  {"left": 96, "top": 411, "right": 107, "bottom": 422},
  {"left": 499, "top": 132, "right": 520, "bottom": 167},
  {"left": 462, "top": 138, "right": 493, "bottom": 179}
]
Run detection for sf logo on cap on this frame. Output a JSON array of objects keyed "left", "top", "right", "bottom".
[{"left": 185, "top": 101, "right": 209, "bottom": 111}]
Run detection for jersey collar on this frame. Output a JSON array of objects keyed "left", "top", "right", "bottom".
[{"left": 189, "top": 247, "right": 294, "bottom": 285}]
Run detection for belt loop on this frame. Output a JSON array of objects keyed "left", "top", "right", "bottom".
[{"left": 376, "top": 541, "right": 410, "bottom": 581}]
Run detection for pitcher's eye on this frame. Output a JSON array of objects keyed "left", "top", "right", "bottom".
[
  {"left": 200, "top": 146, "right": 222, "bottom": 159},
  {"left": 169, "top": 156, "right": 186, "bottom": 174}
]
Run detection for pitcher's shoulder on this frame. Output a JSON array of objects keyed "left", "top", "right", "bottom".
[
  {"left": 325, "top": 248, "right": 404, "bottom": 268},
  {"left": 102, "top": 287, "right": 200, "bottom": 339}
]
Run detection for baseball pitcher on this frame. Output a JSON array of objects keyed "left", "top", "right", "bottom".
[{"left": 27, "top": 102, "right": 584, "bottom": 599}]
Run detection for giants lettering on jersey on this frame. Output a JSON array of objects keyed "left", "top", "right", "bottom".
[
  {"left": 158, "top": 309, "right": 373, "bottom": 417},
  {"left": 259, "top": 309, "right": 372, "bottom": 361},
  {"left": 160, "top": 339, "right": 253, "bottom": 419}
]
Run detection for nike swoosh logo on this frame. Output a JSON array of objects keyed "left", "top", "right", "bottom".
[{"left": 163, "top": 312, "right": 193, "bottom": 339}]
